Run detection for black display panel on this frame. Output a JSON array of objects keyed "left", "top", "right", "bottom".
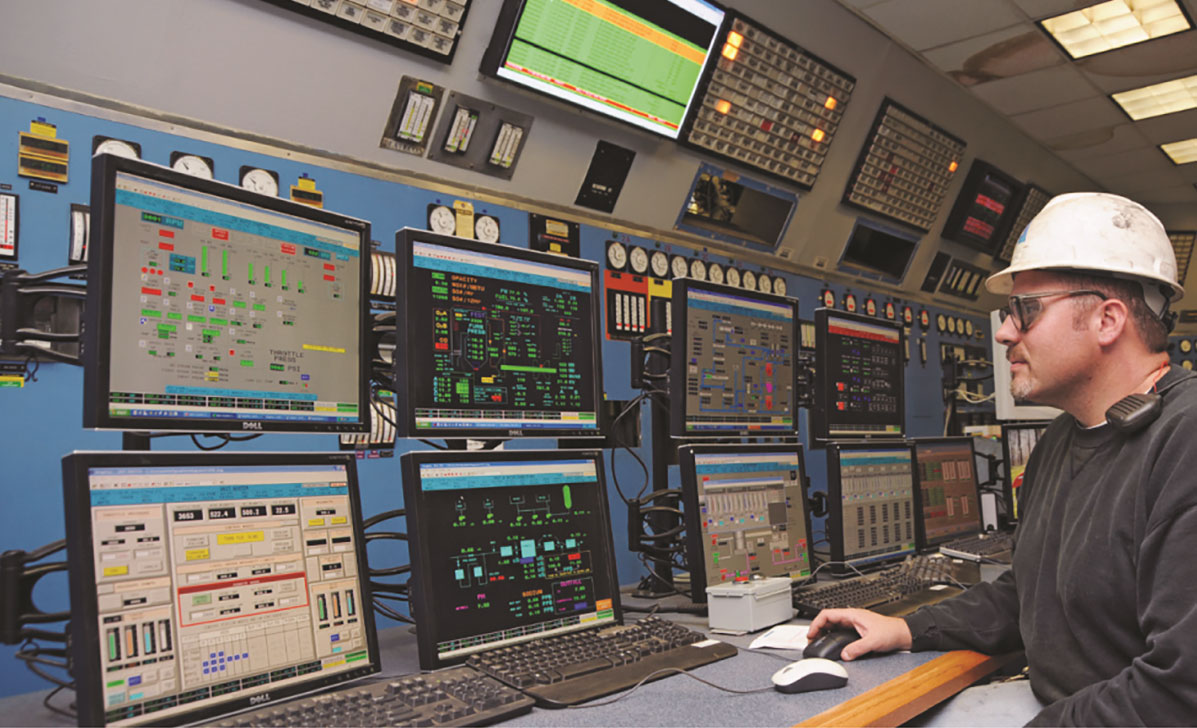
[
  {"left": 811, "top": 308, "right": 904, "bottom": 442},
  {"left": 62, "top": 451, "right": 379, "bottom": 726},
  {"left": 1002, "top": 422, "right": 1048, "bottom": 522},
  {"left": 941, "top": 159, "right": 1020, "bottom": 255},
  {"left": 480, "top": 0, "right": 726, "bottom": 139},
  {"left": 912, "top": 437, "right": 981, "bottom": 548},
  {"left": 837, "top": 217, "right": 918, "bottom": 284},
  {"left": 678, "top": 444, "right": 812, "bottom": 599},
  {"left": 83, "top": 154, "right": 371, "bottom": 433},
  {"left": 670, "top": 278, "right": 799, "bottom": 437},
  {"left": 393, "top": 228, "right": 603, "bottom": 438},
  {"left": 826, "top": 441, "right": 917, "bottom": 573},
  {"left": 401, "top": 449, "right": 621, "bottom": 669}
]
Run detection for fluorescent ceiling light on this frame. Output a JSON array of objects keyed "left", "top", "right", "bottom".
[
  {"left": 1161, "top": 137, "right": 1197, "bottom": 164},
  {"left": 1040, "top": 0, "right": 1191, "bottom": 59},
  {"left": 1112, "top": 73, "right": 1197, "bottom": 119}
]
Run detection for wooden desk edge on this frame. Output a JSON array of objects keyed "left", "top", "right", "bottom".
[{"left": 795, "top": 650, "right": 1022, "bottom": 728}]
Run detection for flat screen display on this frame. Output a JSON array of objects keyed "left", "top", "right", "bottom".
[
  {"left": 826, "top": 441, "right": 917, "bottom": 573},
  {"left": 912, "top": 437, "right": 981, "bottom": 547},
  {"left": 812, "top": 308, "right": 904, "bottom": 441}
]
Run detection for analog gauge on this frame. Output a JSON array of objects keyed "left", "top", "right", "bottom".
[
  {"left": 428, "top": 205, "right": 456, "bottom": 235},
  {"left": 885, "top": 302, "right": 896, "bottom": 321},
  {"left": 725, "top": 267, "right": 742, "bottom": 288},
  {"left": 865, "top": 298, "right": 877, "bottom": 317},
  {"left": 920, "top": 310, "right": 930, "bottom": 330},
  {"left": 689, "top": 258, "right": 707, "bottom": 280},
  {"left": 93, "top": 137, "right": 140, "bottom": 159},
  {"left": 843, "top": 293, "right": 857, "bottom": 312},
  {"left": 170, "top": 153, "right": 213, "bottom": 179},
  {"left": 629, "top": 246, "right": 650, "bottom": 275},
  {"left": 1184, "top": 360, "right": 1194, "bottom": 371},
  {"left": 903, "top": 306, "right": 914, "bottom": 325},
  {"left": 947, "top": 317, "right": 957, "bottom": 335},
  {"left": 821, "top": 289, "right": 836, "bottom": 308},
  {"left": 1181, "top": 338, "right": 1193, "bottom": 354},
  {"left": 741, "top": 270, "right": 757, "bottom": 291},
  {"left": 957, "top": 317, "right": 967, "bottom": 335},
  {"left": 964, "top": 319, "right": 974, "bottom": 337},
  {"left": 474, "top": 215, "right": 500, "bottom": 243},
  {"left": 606, "top": 241, "right": 627, "bottom": 270},
  {"left": 936, "top": 314, "right": 947, "bottom": 333},
  {"left": 650, "top": 250, "right": 669, "bottom": 278},
  {"left": 773, "top": 277, "right": 787, "bottom": 296},
  {"left": 758, "top": 273, "right": 772, "bottom": 294},
  {"left": 240, "top": 167, "right": 279, "bottom": 197},
  {"left": 671, "top": 255, "right": 689, "bottom": 279},
  {"left": 707, "top": 262, "right": 724, "bottom": 285}
]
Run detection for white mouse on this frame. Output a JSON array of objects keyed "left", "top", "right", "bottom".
[{"left": 770, "top": 657, "right": 849, "bottom": 693}]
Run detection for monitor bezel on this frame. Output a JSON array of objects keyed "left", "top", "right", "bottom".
[
  {"left": 811, "top": 307, "right": 906, "bottom": 443},
  {"left": 82, "top": 154, "right": 372, "bottom": 433},
  {"left": 400, "top": 448, "right": 622, "bottom": 670},
  {"left": 1000, "top": 422, "right": 1050, "bottom": 524},
  {"left": 825, "top": 439, "right": 917, "bottom": 574},
  {"left": 393, "top": 227, "right": 605, "bottom": 439},
  {"left": 677, "top": 442, "right": 812, "bottom": 600},
  {"left": 910, "top": 436, "right": 982, "bottom": 549},
  {"left": 62, "top": 450, "right": 380, "bottom": 727},
  {"left": 670, "top": 277, "right": 801, "bottom": 438}
]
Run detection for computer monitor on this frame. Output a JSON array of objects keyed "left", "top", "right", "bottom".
[
  {"left": 393, "top": 228, "right": 603, "bottom": 438},
  {"left": 811, "top": 308, "right": 905, "bottom": 442},
  {"left": 1001, "top": 422, "right": 1049, "bottom": 522},
  {"left": 678, "top": 444, "right": 812, "bottom": 598},
  {"left": 62, "top": 451, "right": 379, "bottom": 726},
  {"left": 911, "top": 437, "right": 981, "bottom": 548},
  {"left": 670, "top": 278, "right": 799, "bottom": 437},
  {"left": 83, "top": 154, "right": 370, "bottom": 433},
  {"left": 400, "top": 449, "right": 620, "bottom": 669},
  {"left": 826, "top": 441, "right": 917, "bottom": 573}
]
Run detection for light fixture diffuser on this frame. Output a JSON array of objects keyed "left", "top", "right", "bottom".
[
  {"left": 1161, "top": 137, "right": 1197, "bottom": 164},
  {"left": 1040, "top": 0, "right": 1191, "bottom": 59},
  {"left": 1112, "top": 73, "right": 1197, "bottom": 119}
]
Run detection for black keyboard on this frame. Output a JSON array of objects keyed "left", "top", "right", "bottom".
[
  {"left": 792, "top": 555, "right": 966, "bottom": 618},
  {"left": 209, "top": 665, "right": 534, "bottom": 727},
  {"left": 939, "top": 532, "right": 1014, "bottom": 562},
  {"left": 466, "top": 616, "right": 737, "bottom": 706}
]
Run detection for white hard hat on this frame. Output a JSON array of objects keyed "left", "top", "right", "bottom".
[{"left": 986, "top": 192, "right": 1183, "bottom": 318}]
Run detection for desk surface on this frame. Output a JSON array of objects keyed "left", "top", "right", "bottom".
[{"left": 0, "top": 612, "right": 1010, "bottom": 728}]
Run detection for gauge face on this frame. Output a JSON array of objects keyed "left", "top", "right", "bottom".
[
  {"left": 758, "top": 274, "right": 772, "bottom": 294},
  {"left": 903, "top": 306, "right": 914, "bottom": 325},
  {"left": 671, "top": 255, "right": 689, "bottom": 279},
  {"left": 920, "top": 310, "right": 930, "bottom": 329},
  {"left": 865, "top": 298, "right": 876, "bottom": 316},
  {"left": 629, "top": 246, "right": 649, "bottom": 274},
  {"left": 964, "top": 319, "right": 974, "bottom": 337},
  {"left": 94, "top": 138, "right": 140, "bottom": 159},
  {"left": 1184, "top": 360, "right": 1194, "bottom": 370},
  {"left": 773, "top": 277, "right": 786, "bottom": 296},
  {"left": 725, "top": 267, "right": 742, "bottom": 288},
  {"left": 474, "top": 215, "right": 500, "bottom": 243},
  {"left": 843, "top": 293, "right": 857, "bottom": 312},
  {"left": 947, "top": 317, "right": 957, "bottom": 334},
  {"left": 741, "top": 270, "right": 757, "bottom": 291},
  {"left": 707, "top": 262, "right": 724, "bottom": 285},
  {"left": 689, "top": 258, "right": 707, "bottom": 280},
  {"left": 885, "top": 302, "right": 896, "bottom": 320},
  {"left": 1181, "top": 338, "right": 1193, "bottom": 354},
  {"left": 650, "top": 250, "right": 669, "bottom": 278},
  {"left": 936, "top": 314, "right": 947, "bottom": 333},
  {"left": 240, "top": 167, "right": 279, "bottom": 196},
  {"left": 171, "top": 153, "right": 213, "bottom": 179},
  {"left": 607, "top": 241, "right": 627, "bottom": 270},
  {"left": 428, "top": 205, "right": 456, "bottom": 235},
  {"left": 821, "top": 289, "right": 835, "bottom": 308}
]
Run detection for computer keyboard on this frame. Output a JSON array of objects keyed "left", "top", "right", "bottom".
[
  {"left": 209, "top": 665, "right": 534, "bottom": 727},
  {"left": 939, "top": 532, "right": 1014, "bottom": 563},
  {"left": 792, "top": 555, "right": 968, "bottom": 618},
  {"left": 466, "top": 616, "right": 738, "bottom": 706}
]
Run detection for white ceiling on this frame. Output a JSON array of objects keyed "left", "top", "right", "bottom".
[{"left": 836, "top": 0, "right": 1197, "bottom": 205}]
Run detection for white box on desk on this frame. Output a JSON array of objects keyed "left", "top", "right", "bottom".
[{"left": 706, "top": 577, "right": 794, "bottom": 634}]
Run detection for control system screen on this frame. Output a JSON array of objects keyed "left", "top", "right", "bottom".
[
  {"left": 813, "top": 308, "right": 904, "bottom": 440},
  {"left": 829, "top": 444, "right": 917, "bottom": 571},
  {"left": 913, "top": 438, "right": 980, "bottom": 546}
]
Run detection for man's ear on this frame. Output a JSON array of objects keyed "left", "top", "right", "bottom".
[{"left": 1095, "top": 298, "right": 1129, "bottom": 347}]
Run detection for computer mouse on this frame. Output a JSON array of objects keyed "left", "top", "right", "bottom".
[
  {"left": 770, "top": 658, "right": 849, "bottom": 693},
  {"left": 803, "top": 628, "right": 860, "bottom": 661}
]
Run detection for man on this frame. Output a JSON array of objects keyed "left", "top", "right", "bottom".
[{"left": 808, "top": 192, "right": 1197, "bottom": 726}]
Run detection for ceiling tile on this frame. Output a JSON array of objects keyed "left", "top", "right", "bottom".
[
  {"left": 1007, "top": 0, "right": 1104, "bottom": 21},
  {"left": 1071, "top": 146, "right": 1177, "bottom": 178},
  {"left": 1077, "top": 30, "right": 1197, "bottom": 92},
  {"left": 970, "top": 64, "right": 1099, "bottom": 114},
  {"left": 1127, "top": 185, "right": 1197, "bottom": 204},
  {"left": 1010, "top": 95, "right": 1128, "bottom": 139},
  {"left": 861, "top": 0, "right": 1025, "bottom": 51},
  {"left": 1048, "top": 122, "right": 1154, "bottom": 159},
  {"left": 922, "top": 25, "right": 1066, "bottom": 84},
  {"left": 1134, "top": 108, "right": 1197, "bottom": 144},
  {"left": 1102, "top": 166, "right": 1186, "bottom": 194}
]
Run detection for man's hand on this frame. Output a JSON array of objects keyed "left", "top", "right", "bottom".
[{"left": 807, "top": 608, "right": 913, "bottom": 661}]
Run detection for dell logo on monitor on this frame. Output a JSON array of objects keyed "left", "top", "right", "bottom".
[
  {"left": 249, "top": 693, "right": 271, "bottom": 706},
  {"left": 243, "top": 421, "right": 263, "bottom": 430}
]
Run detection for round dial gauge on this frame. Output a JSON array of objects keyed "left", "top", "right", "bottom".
[
  {"left": 171, "top": 154, "right": 213, "bottom": 179},
  {"left": 671, "top": 255, "right": 689, "bottom": 279},
  {"left": 903, "top": 306, "right": 914, "bottom": 325},
  {"left": 758, "top": 274, "right": 772, "bottom": 294},
  {"left": 629, "top": 246, "right": 650, "bottom": 274},
  {"left": 843, "top": 293, "right": 857, "bottom": 312},
  {"left": 606, "top": 241, "right": 627, "bottom": 270},
  {"left": 1184, "top": 360, "right": 1194, "bottom": 371},
  {"left": 947, "top": 317, "right": 957, "bottom": 335},
  {"left": 725, "top": 267, "right": 742, "bottom": 288},
  {"left": 474, "top": 215, "right": 500, "bottom": 243},
  {"left": 94, "top": 138, "right": 139, "bottom": 159},
  {"left": 821, "top": 289, "right": 836, "bottom": 308},
  {"left": 741, "top": 270, "right": 757, "bottom": 291},
  {"left": 650, "top": 250, "right": 669, "bottom": 278},
  {"left": 865, "top": 298, "right": 877, "bottom": 316},
  {"left": 240, "top": 168, "right": 279, "bottom": 196},
  {"left": 1181, "top": 339, "right": 1194, "bottom": 354},
  {"left": 920, "top": 310, "right": 930, "bottom": 330},
  {"left": 884, "top": 302, "right": 896, "bottom": 320},
  {"left": 936, "top": 314, "right": 947, "bottom": 333},
  {"left": 964, "top": 319, "right": 974, "bottom": 337},
  {"left": 689, "top": 258, "right": 707, "bottom": 280},
  {"left": 428, "top": 205, "right": 456, "bottom": 235},
  {"left": 773, "top": 277, "right": 787, "bottom": 296},
  {"left": 707, "top": 262, "right": 724, "bottom": 285}
]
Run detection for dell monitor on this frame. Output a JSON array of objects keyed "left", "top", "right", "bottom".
[
  {"left": 62, "top": 451, "right": 379, "bottom": 726},
  {"left": 1002, "top": 422, "right": 1049, "bottom": 522},
  {"left": 400, "top": 449, "right": 620, "bottom": 669},
  {"left": 826, "top": 441, "right": 917, "bottom": 573},
  {"left": 393, "top": 228, "right": 603, "bottom": 438},
  {"left": 671, "top": 278, "right": 799, "bottom": 437},
  {"left": 678, "top": 444, "right": 812, "bottom": 598},
  {"left": 811, "top": 308, "right": 905, "bottom": 442},
  {"left": 83, "top": 154, "right": 370, "bottom": 433},
  {"left": 912, "top": 437, "right": 982, "bottom": 548}
]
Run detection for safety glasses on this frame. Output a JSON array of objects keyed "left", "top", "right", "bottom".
[{"left": 998, "top": 290, "right": 1108, "bottom": 332}]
